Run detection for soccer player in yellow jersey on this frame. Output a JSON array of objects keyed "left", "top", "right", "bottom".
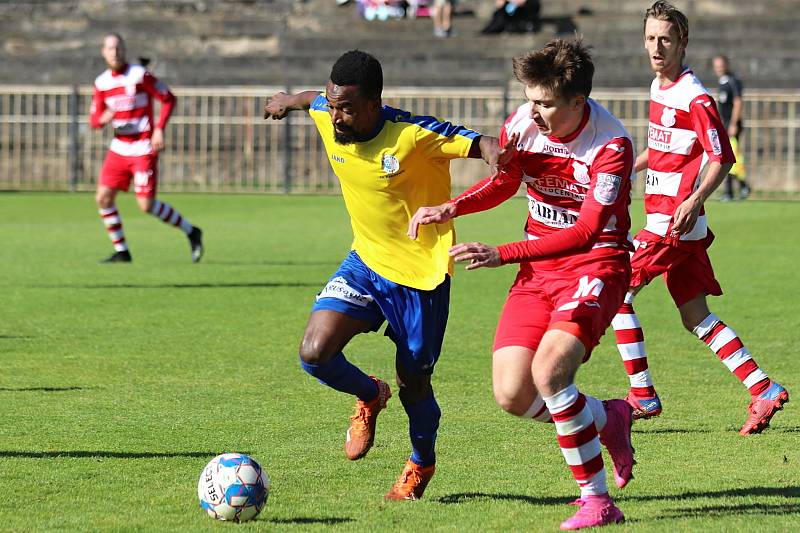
[{"left": 264, "top": 50, "right": 511, "bottom": 500}]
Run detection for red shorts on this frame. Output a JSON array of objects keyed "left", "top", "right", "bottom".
[
  {"left": 99, "top": 150, "right": 158, "bottom": 198},
  {"left": 629, "top": 230, "right": 722, "bottom": 307},
  {"left": 493, "top": 253, "right": 631, "bottom": 359}
]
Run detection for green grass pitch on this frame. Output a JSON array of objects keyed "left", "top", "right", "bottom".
[{"left": 0, "top": 192, "right": 798, "bottom": 531}]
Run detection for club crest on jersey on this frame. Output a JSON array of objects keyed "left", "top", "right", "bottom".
[
  {"left": 594, "top": 173, "right": 622, "bottom": 206},
  {"left": 381, "top": 153, "right": 400, "bottom": 175},
  {"left": 660, "top": 107, "right": 676, "bottom": 128},
  {"left": 572, "top": 161, "right": 590, "bottom": 184}
]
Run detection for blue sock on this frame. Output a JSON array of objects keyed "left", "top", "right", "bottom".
[
  {"left": 401, "top": 393, "right": 441, "bottom": 467},
  {"left": 299, "top": 352, "right": 378, "bottom": 401}
]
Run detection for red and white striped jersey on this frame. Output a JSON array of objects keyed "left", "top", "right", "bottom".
[
  {"left": 453, "top": 98, "right": 635, "bottom": 269},
  {"left": 89, "top": 64, "right": 176, "bottom": 157},
  {"left": 643, "top": 69, "right": 734, "bottom": 242}
]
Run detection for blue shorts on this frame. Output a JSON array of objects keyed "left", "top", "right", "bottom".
[{"left": 312, "top": 251, "right": 450, "bottom": 375}]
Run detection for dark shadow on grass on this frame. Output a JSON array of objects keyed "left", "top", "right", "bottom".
[
  {"left": 438, "top": 492, "right": 572, "bottom": 506},
  {"left": 34, "top": 282, "right": 319, "bottom": 289},
  {"left": 654, "top": 502, "right": 800, "bottom": 519},
  {"left": 0, "top": 335, "right": 33, "bottom": 339},
  {"left": 632, "top": 428, "right": 712, "bottom": 434},
  {"left": 265, "top": 517, "right": 355, "bottom": 526},
  {"left": 619, "top": 486, "right": 800, "bottom": 503},
  {"left": 0, "top": 386, "right": 88, "bottom": 392},
  {"left": 0, "top": 450, "right": 238, "bottom": 459}
]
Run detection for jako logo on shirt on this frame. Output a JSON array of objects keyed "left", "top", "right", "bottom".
[
  {"left": 707, "top": 129, "right": 722, "bottom": 156},
  {"left": 660, "top": 107, "right": 677, "bottom": 128},
  {"left": 381, "top": 154, "right": 400, "bottom": 175}
]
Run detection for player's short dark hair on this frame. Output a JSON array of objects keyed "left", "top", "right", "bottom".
[
  {"left": 330, "top": 50, "right": 383, "bottom": 100},
  {"left": 644, "top": 1, "right": 689, "bottom": 42},
  {"left": 512, "top": 38, "right": 594, "bottom": 98}
]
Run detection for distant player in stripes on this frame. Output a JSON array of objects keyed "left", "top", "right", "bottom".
[
  {"left": 610, "top": 1, "right": 788, "bottom": 433},
  {"left": 263, "top": 50, "right": 510, "bottom": 501},
  {"left": 410, "top": 39, "right": 636, "bottom": 530},
  {"left": 90, "top": 33, "right": 203, "bottom": 263}
]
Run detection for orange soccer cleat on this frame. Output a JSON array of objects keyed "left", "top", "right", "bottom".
[
  {"left": 344, "top": 377, "right": 391, "bottom": 460},
  {"left": 384, "top": 460, "right": 436, "bottom": 501}
]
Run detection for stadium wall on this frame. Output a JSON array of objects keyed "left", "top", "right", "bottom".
[{"left": 0, "top": 85, "right": 798, "bottom": 197}]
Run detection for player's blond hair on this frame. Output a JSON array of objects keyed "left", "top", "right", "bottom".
[
  {"left": 644, "top": 1, "right": 689, "bottom": 43},
  {"left": 512, "top": 38, "right": 594, "bottom": 99}
]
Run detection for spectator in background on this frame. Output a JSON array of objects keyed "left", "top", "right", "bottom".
[
  {"left": 713, "top": 54, "right": 751, "bottom": 200},
  {"left": 432, "top": 0, "right": 455, "bottom": 37},
  {"left": 481, "top": 0, "right": 540, "bottom": 34}
]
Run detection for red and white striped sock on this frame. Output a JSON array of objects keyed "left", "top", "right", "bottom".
[
  {"left": 523, "top": 393, "right": 607, "bottom": 430},
  {"left": 99, "top": 206, "right": 128, "bottom": 252},
  {"left": 612, "top": 294, "right": 656, "bottom": 398},
  {"left": 544, "top": 385, "right": 608, "bottom": 498},
  {"left": 149, "top": 199, "right": 193, "bottom": 234},
  {"left": 521, "top": 393, "right": 553, "bottom": 423},
  {"left": 693, "top": 313, "right": 770, "bottom": 396}
]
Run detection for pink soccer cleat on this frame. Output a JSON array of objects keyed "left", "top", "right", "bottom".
[
  {"left": 740, "top": 381, "right": 789, "bottom": 435},
  {"left": 599, "top": 400, "right": 636, "bottom": 488},
  {"left": 625, "top": 391, "right": 662, "bottom": 420},
  {"left": 560, "top": 494, "right": 624, "bottom": 530}
]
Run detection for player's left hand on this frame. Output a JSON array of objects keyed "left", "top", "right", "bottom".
[
  {"left": 728, "top": 124, "right": 739, "bottom": 138},
  {"left": 450, "top": 242, "right": 502, "bottom": 270},
  {"left": 151, "top": 128, "right": 165, "bottom": 153},
  {"left": 487, "top": 132, "right": 520, "bottom": 180},
  {"left": 670, "top": 197, "right": 702, "bottom": 236}
]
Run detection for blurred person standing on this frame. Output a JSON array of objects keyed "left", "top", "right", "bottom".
[
  {"left": 432, "top": 0, "right": 455, "bottom": 37},
  {"left": 90, "top": 33, "right": 203, "bottom": 263},
  {"left": 713, "top": 54, "right": 751, "bottom": 200}
]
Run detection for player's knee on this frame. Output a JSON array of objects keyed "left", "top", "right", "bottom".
[
  {"left": 297, "top": 332, "right": 333, "bottom": 365},
  {"left": 137, "top": 198, "right": 154, "bottom": 213},
  {"left": 396, "top": 374, "right": 432, "bottom": 403},
  {"left": 95, "top": 190, "right": 112, "bottom": 208},
  {"left": 492, "top": 383, "right": 528, "bottom": 416}
]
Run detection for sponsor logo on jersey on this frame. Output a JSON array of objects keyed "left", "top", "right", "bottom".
[
  {"left": 605, "top": 143, "right": 625, "bottom": 153},
  {"left": 317, "top": 276, "right": 373, "bottom": 307},
  {"left": 532, "top": 174, "right": 587, "bottom": 201},
  {"left": 594, "top": 173, "right": 622, "bottom": 205},
  {"left": 572, "top": 161, "right": 590, "bottom": 184},
  {"left": 381, "top": 153, "right": 400, "bottom": 175},
  {"left": 331, "top": 154, "right": 345, "bottom": 164},
  {"left": 542, "top": 142, "right": 570, "bottom": 156},
  {"left": 528, "top": 197, "right": 579, "bottom": 228},
  {"left": 707, "top": 128, "right": 722, "bottom": 155},
  {"left": 660, "top": 107, "right": 677, "bottom": 128},
  {"left": 648, "top": 124, "right": 673, "bottom": 152}
]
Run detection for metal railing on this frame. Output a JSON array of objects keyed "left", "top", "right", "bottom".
[{"left": 0, "top": 85, "right": 798, "bottom": 196}]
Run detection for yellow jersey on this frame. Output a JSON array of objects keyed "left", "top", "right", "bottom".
[{"left": 309, "top": 93, "right": 480, "bottom": 290}]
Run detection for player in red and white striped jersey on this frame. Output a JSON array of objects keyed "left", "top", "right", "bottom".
[
  {"left": 91, "top": 33, "right": 203, "bottom": 263},
  {"left": 409, "top": 39, "right": 635, "bottom": 530},
  {"left": 610, "top": 2, "right": 788, "bottom": 434}
]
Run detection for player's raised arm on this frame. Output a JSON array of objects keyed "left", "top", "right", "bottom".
[
  {"left": 263, "top": 90, "right": 320, "bottom": 120},
  {"left": 469, "top": 132, "right": 521, "bottom": 178}
]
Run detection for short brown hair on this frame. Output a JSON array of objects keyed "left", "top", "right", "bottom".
[
  {"left": 512, "top": 38, "right": 594, "bottom": 99},
  {"left": 644, "top": 1, "right": 689, "bottom": 42}
]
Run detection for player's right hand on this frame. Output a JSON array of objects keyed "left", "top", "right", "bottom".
[
  {"left": 263, "top": 92, "right": 291, "bottom": 120},
  {"left": 407, "top": 203, "right": 457, "bottom": 240},
  {"left": 99, "top": 108, "right": 115, "bottom": 126}
]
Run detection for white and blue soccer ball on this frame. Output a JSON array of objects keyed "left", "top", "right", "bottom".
[{"left": 197, "top": 453, "right": 270, "bottom": 522}]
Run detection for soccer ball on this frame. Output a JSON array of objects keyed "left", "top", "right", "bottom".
[{"left": 197, "top": 453, "right": 270, "bottom": 522}]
